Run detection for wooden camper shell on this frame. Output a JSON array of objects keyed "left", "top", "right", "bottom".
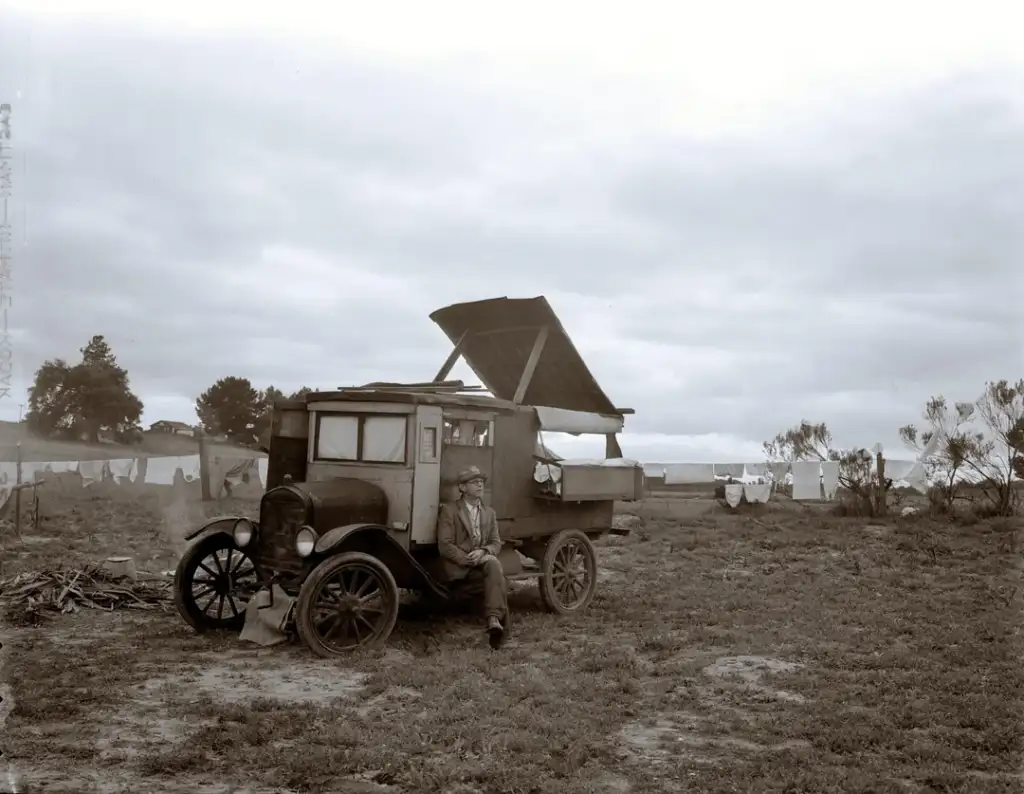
[{"left": 261, "top": 295, "right": 644, "bottom": 545}]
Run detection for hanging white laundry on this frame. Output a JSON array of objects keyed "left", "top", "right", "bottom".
[
  {"left": 791, "top": 461, "right": 822, "bottom": 500},
  {"left": 19, "top": 462, "right": 45, "bottom": 482},
  {"left": 207, "top": 456, "right": 233, "bottom": 498},
  {"left": 664, "top": 463, "right": 716, "bottom": 484},
  {"left": 0, "top": 462, "right": 17, "bottom": 487},
  {"left": 883, "top": 460, "right": 916, "bottom": 481},
  {"left": 744, "top": 483, "right": 771, "bottom": 503},
  {"left": 820, "top": 461, "right": 841, "bottom": 500},
  {"left": 107, "top": 459, "right": 137, "bottom": 484},
  {"left": 257, "top": 457, "right": 269, "bottom": 488},
  {"left": 179, "top": 455, "right": 202, "bottom": 483},
  {"left": 41, "top": 461, "right": 76, "bottom": 475},
  {"left": 714, "top": 463, "right": 744, "bottom": 479},
  {"left": 768, "top": 462, "right": 790, "bottom": 483},
  {"left": 78, "top": 460, "right": 107, "bottom": 487},
  {"left": 144, "top": 456, "right": 181, "bottom": 486},
  {"left": 904, "top": 462, "right": 930, "bottom": 494},
  {"left": 642, "top": 463, "right": 665, "bottom": 479},
  {"left": 225, "top": 458, "right": 257, "bottom": 487},
  {"left": 744, "top": 463, "right": 767, "bottom": 478},
  {"left": 724, "top": 483, "right": 744, "bottom": 508}
]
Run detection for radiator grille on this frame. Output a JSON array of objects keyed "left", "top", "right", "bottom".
[{"left": 256, "top": 494, "right": 307, "bottom": 574}]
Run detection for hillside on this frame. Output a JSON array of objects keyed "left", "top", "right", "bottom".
[{"left": 0, "top": 422, "right": 265, "bottom": 463}]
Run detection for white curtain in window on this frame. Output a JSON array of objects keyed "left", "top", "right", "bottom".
[
  {"left": 363, "top": 416, "right": 407, "bottom": 462},
  {"left": 318, "top": 416, "right": 359, "bottom": 459}
]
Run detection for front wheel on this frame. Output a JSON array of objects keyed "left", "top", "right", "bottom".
[
  {"left": 295, "top": 551, "right": 400, "bottom": 657},
  {"left": 173, "top": 533, "right": 260, "bottom": 632},
  {"left": 538, "top": 529, "right": 598, "bottom": 614}
]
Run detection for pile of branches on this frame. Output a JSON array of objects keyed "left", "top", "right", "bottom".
[{"left": 0, "top": 563, "right": 173, "bottom": 626}]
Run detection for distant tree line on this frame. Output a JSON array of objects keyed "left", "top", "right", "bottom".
[
  {"left": 25, "top": 334, "right": 312, "bottom": 450},
  {"left": 194, "top": 379, "right": 312, "bottom": 448}
]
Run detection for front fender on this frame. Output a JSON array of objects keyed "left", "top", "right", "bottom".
[
  {"left": 314, "top": 523, "right": 449, "bottom": 599},
  {"left": 314, "top": 522, "right": 387, "bottom": 555},
  {"left": 184, "top": 515, "right": 251, "bottom": 543}
]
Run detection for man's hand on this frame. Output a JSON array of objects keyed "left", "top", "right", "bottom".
[{"left": 467, "top": 549, "right": 485, "bottom": 566}]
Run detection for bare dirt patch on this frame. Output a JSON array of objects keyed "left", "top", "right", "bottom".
[
  {"left": 702, "top": 655, "right": 807, "bottom": 703},
  {"left": 150, "top": 661, "right": 370, "bottom": 705}
]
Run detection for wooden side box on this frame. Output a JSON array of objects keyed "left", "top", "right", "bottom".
[{"left": 555, "top": 461, "right": 644, "bottom": 502}]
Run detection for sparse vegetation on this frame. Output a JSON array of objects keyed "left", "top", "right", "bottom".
[
  {"left": 766, "top": 377, "right": 1023, "bottom": 521},
  {"left": 3, "top": 489, "right": 1021, "bottom": 793}
]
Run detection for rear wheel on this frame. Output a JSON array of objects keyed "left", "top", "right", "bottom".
[
  {"left": 295, "top": 552, "right": 400, "bottom": 657},
  {"left": 174, "top": 533, "right": 259, "bottom": 632},
  {"left": 538, "top": 529, "right": 598, "bottom": 614}
]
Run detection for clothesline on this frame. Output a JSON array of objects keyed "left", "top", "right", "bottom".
[
  {"left": 646, "top": 459, "right": 923, "bottom": 486},
  {"left": 0, "top": 453, "right": 269, "bottom": 502}
]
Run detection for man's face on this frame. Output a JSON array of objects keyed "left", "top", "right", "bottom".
[{"left": 461, "top": 477, "right": 485, "bottom": 500}]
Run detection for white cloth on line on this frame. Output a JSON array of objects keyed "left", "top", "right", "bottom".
[
  {"left": 664, "top": 463, "right": 716, "bottom": 484},
  {"left": 78, "top": 460, "right": 106, "bottom": 486},
  {"left": 144, "top": 456, "right": 181, "bottom": 485},
  {"left": 744, "top": 483, "right": 771, "bottom": 503},
  {"left": 724, "top": 483, "right": 744, "bottom": 507},
  {"left": 820, "top": 461, "right": 840, "bottom": 500},
  {"left": 42, "top": 461, "right": 76, "bottom": 474},
  {"left": 744, "top": 462, "right": 767, "bottom": 478},
  {"left": 18, "top": 462, "right": 45, "bottom": 482},
  {"left": 225, "top": 458, "right": 257, "bottom": 487},
  {"left": 904, "top": 461, "right": 930, "bottom": 494},
  {"left": 257, "top": 458, "right": 269, "bottom": 487},
  {"left": 179, "top": 455, "right": 201, "bottom": 483},
  {"left": 108, "top": 458, "right": 137, "bottom": 483},
  {"left": 0, "top": 462, "right": 17, "bottom": 487},
  {"left": 791, "top": 461, "right": 822, "bottom": 500},
  {"left": 883, "top": 460, "right": 916, "bottom": 480},
  {"left": 714, "top": 463, "right": 744, "bottom": 478}
]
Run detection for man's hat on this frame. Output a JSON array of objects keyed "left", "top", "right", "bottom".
[{"left": 457, "top": 465, "right": 487, "bottom": 484}]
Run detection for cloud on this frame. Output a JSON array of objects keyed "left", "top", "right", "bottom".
[{"left": 0, "top": 14, "right": 1020, "bottom": 462}]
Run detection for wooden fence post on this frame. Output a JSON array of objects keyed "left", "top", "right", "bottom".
[
  {"left": 197, "top": 429, "right": 212, "bottom": 502},
  {"left": 14, "top": 440, "right": 22, "bottom": 536},
  {"left": 875, "top": 447, "right": 887, "bottom": 517}
]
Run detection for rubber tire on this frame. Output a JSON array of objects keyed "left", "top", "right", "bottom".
[
  {"left": 173, "top": 532, "right": 255, "bottom": 633},
  {"left": 295, "top": 551, "right": 401, "bottom": 658},
  {"left": 538, "top": 529, "right": 598, "bottom": 615}
]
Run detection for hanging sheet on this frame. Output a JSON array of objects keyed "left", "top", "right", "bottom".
[{"left": 791, "top": 461, "right": 822, "bottom": 500}]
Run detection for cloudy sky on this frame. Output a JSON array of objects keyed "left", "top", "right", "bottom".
[{"left": 0, "top": 1, "right": 1021, "bottom": 462}]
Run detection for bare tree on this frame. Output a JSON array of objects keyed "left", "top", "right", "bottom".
[
  {"left": 969, "top": 379, "right": 1024, "bottom": 516},
  {"left": 899, "top": 397, "right": 986, "bottom": 514}
]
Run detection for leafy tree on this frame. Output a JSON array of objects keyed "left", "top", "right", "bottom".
[
  {"left": 195, "top": 376, "right": 262, "bottom": 446},
  {"left": 25, "top": 335, "right": 144, "bottom": 443},
  {"left": 254, "top": 385, "right": 284, "bottom": 443},
  {"left": 289, "top": 386, "right": 312, "bottom": 399}
]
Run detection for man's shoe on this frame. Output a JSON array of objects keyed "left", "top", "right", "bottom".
[{"left": 486, "top": 616, "right": 504, "bottom": 649}]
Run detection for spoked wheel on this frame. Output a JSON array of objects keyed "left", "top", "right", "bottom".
[
  {"left": 174, "top": 533, "right": 260, "bottom": 632},
  {"left": 538, "top": 529, "right": 598, "bottom": 614},
  {"left": 295, "top": 552, "right": 400, "bottom": 657}
]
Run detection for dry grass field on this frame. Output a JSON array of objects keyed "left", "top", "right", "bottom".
[{"left": 1, "top": 486, "right": 1022, "bottom": 794}]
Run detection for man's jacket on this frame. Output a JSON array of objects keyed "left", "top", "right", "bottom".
[{"left": 436, "top": 498, "right": 502, "bottom": 581}]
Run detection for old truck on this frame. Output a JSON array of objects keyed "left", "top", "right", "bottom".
[{"left": 173, "top": 296, "right": 644, "bottom": 657}]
